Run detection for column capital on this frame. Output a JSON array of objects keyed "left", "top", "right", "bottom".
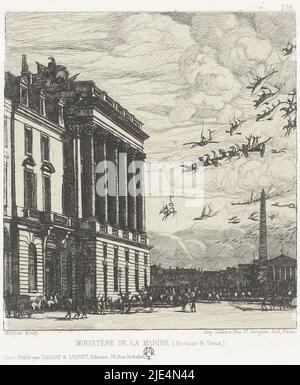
[
  {"left": 94, "top": 127, "right": 110, "bottom": 141},
  {"left": 127, "top": 147, "right": 139, "bottom": 159},
  {"left": 107, "top": 134, "right": 122, "bottom": 147},
  {"left": 81, "top": 124, "right": 97, "bottom": 137},
  {"left": 70, "top": 124, "right": 98, "bottom": 138},
  {"left": 119, "top": 142, "right": 130, "bottom": 152},
  {"left": 69, "top": 125, "right": 81, "bottom": 137},
  {"left": 135, "top": 151, "right": 146, "bottom": 161}
]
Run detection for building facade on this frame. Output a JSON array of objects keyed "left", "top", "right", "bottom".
[{"left": 4, "top": 56, "right": 151, "bottom": 302}]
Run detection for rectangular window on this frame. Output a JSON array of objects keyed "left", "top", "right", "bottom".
[
  {"left": 135, "top": 253, "right": 139, "bottom": 292},
  {"left": 103, "top": 243, "right": 107, "bottom": 259},
  {"left": 103, "top": 242, "right": 108, "bottom": 298},
  {"left": 114, "top": 248, "right": 119, "bottom": 292},
  {"left": 144, "top": 254, "right": 148, "bottom": 266},
  {"left": 125, "top": 266, "right": 129, "bottom": 294},
  {"left": 41, "top": 134, "right": 50, "bottom": 161},
  {"left": 43, "top": 175, "right": 51, "bottom": 212},
  {"left": 24, "top": 169, "right": 37, "bottom": 209},
  {"left": 125, "top": 249, "right": 129, "bottom": 263},
  {"left": 25, "top": 127, "right": 33, "bottom": 155}
]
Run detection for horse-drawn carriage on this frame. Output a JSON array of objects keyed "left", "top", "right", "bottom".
[
  {"left": 94, "top": 291, "right": 154, "bottom": 315},
  {"left": 242, "top": 135, "right": 271, "bottom": 158},
  {"left": 4, "top": 294, "right": 33, "bottom": 319}
]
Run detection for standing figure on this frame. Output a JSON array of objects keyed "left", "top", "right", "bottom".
[
  {"left": 81, "top": 298, "right": 88, "bottom": 319},
  {"left": 261, "top": 296, "right": 268, "bottom": 311},
  {"left": 64, "top": 297, "right": 73, "bottom": 320},
  {"left": 190, "top": 291, "right": 197, "bottom": 313},
  {"left": 73, "top": 297, "right": 81, "bottom": 319}
]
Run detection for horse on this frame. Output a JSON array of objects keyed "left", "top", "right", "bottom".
[
  {"left": 45, "top": 294, "right": 60, "bottom": 310},
  {"left": 107, "top": 298, "right": 115, "bottom": 314},
  {"left": 31, "top": 296, "right": 44, "bottom": 313},
  {"left": 135, "top": 292, "right": 154, "bottom": 313},
  {"left": 97, "top": 296, "right": 106, "bottom": 315}
]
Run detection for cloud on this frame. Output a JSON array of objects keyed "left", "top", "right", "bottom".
[
  {"left": 253, "top": 12, "right": 296, "bottom": 51},
  {"left": 168, "top": 12, "right": 293, "bottom": 125},
  {"left": 190, "top": 14, "right": 274, "bottom": 76},
  {"left": 169, "top": 46, "right": 241, "bottom": 123},
  {"left": 218, "top": 21, "right": 274, "bottom": 76},
  {"left": 150, "top": 215, "right": 296, "bottom": 270},
  {"left": 190, "top": 13, "right": 239, "bottom": 49},
  {"left": 204, "top": 153, "right": 296, "bottom": 197}
]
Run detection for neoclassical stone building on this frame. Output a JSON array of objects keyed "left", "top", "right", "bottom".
[{"left": 4, "top": 56, "right": 151, "bottom": 301}]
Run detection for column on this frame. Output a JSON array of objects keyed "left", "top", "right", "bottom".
[
  {"left": 291, "top": 267, "right": 295, "bottom": 281},
  {"left": 81, "top": 126, "right": 95, "bottom": 219},
  {"left": 119, "top": 143, "right": 129, "bottom": 228},
  {"left": 95, "top": 129, "right": 109, "bottom": 223},
  {"left": 107, "top": 135, "right": 120, "bottom": 227},
  {"left": 128, "top": 148, "right": 137, "bottom": 231},
  {"left": 136, "top": 151, "right": 146, "bottom": 233}
]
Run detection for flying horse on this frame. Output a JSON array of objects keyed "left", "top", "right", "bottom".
[
  {"left": 159, "top": 196, "right": 177, "bottom": 221},
  {"left": 226, "top": 117, "right": 246, "bottom": 136},
  {"left": 183, "top": 124, "right": 219, "bottom": 148}
]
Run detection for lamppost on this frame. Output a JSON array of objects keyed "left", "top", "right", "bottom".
[{"left": 118, "top": 268, "right": 122, "bottom": 294}]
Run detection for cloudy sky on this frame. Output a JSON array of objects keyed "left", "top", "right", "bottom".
[{"left": 5, "top": 12, "right": 297, "bottom": 269}]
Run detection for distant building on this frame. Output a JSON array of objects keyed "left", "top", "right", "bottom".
[
  {"left": 151, "top": 265, "right": 202, "bottom": 288},
  {"left": 253, "top": 189, "right": 296, "bottom": 286},
  {"left": 150, "top": 190, "right": 296, "bottom": 290},
  {"left": 266, "top": 254, "right": 297, "bottom": 282}
]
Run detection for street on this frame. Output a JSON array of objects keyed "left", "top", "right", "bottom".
[{"left": 5, "top": 301, "right": 297, "bottom": 330}]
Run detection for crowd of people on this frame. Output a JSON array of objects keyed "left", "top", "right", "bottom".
[
  {"left": 148, "top": 283, "right": 297, "bottom": 312},
  {"left": 4, "top": 281, "right": 297, "bottom": 319}
]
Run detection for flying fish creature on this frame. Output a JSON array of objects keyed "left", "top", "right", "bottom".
[{"left": 247, "top": 69, "right": 278, "bottom": 95}]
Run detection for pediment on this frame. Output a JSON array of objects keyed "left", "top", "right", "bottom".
[
  {"left": 268, "top": 255, "right": 297, "bottom": 266},
  {"left": 22, "top": 155, "right": 36, "bottom": 167},
  {"left": 41, "top": 161, "right": 56, "bottom": 174}
]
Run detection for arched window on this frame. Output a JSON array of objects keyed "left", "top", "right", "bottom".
[{"left": 28, "top": 243, "right": 37, "bottom": 291}]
